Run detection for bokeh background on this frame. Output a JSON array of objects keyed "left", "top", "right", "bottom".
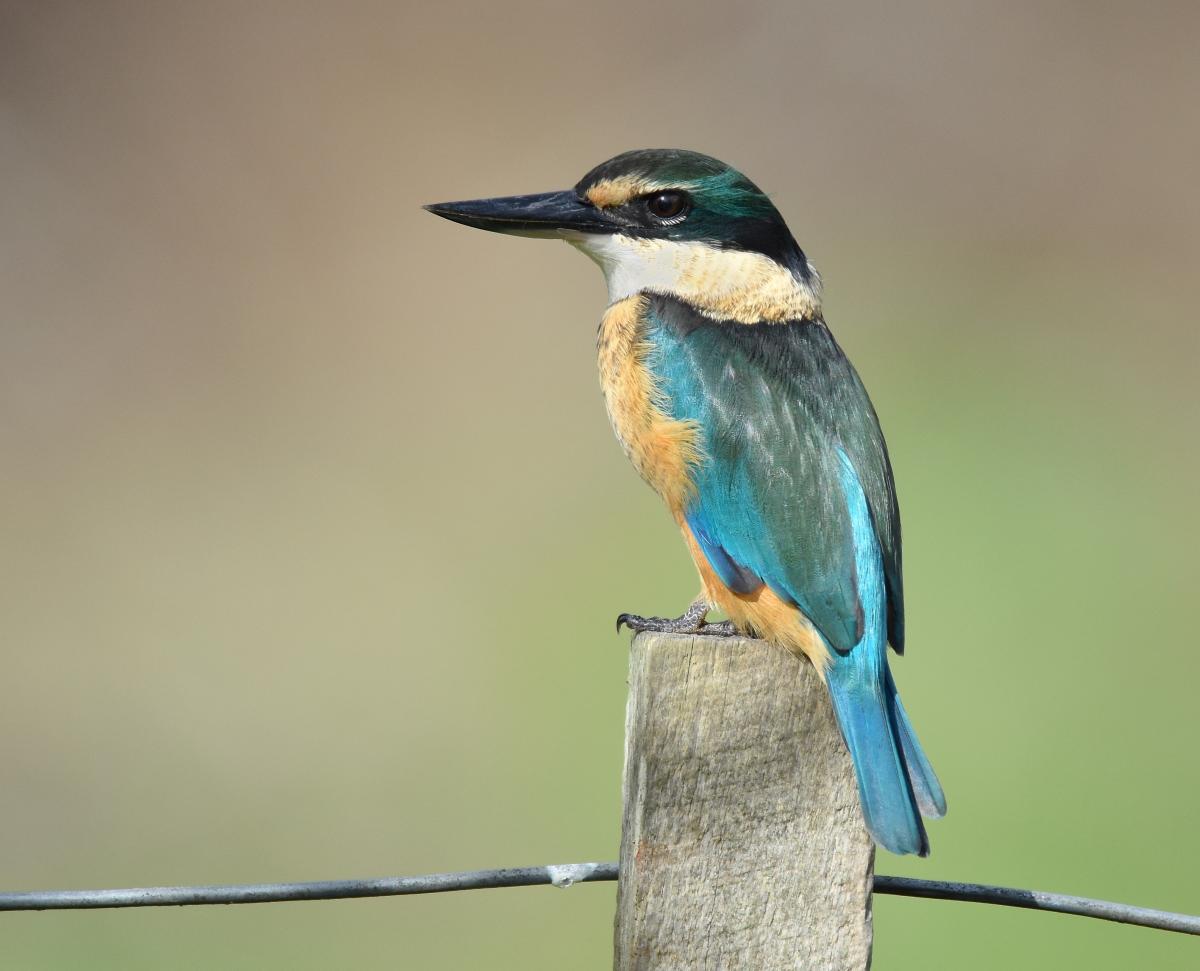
[{"left": 2, "top": 2, "right": 1198, "bottom": 967}]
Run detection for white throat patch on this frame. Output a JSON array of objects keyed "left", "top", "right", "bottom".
[{"left": 566, "top": 234, "right": 821, "bottom": 324}]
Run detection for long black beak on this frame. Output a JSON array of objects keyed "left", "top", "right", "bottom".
[{"left": 423, "top": 190, "right": 614, "bottom": 238}]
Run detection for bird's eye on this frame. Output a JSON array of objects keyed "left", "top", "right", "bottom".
[{"left": 646, "top": 191, "right": 688, "bottom": 221}]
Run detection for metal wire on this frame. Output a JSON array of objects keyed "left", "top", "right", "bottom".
[
  {"left": 0, "top": 863, "right": 1195, "bottom": 935},
  {"left": 872, "top": 876, "right": 1200, "bottom": 936},
  {"left": 0, "top": 863, "right": 617, "bottom": 912}
]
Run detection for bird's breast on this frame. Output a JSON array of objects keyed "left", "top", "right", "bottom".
[{"left": 597, "top": 295, "right": 703, "bottom": 516}]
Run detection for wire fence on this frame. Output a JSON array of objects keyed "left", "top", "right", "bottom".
[{"left": 2, "top": 863, "right": 1196, "bottom": 936}]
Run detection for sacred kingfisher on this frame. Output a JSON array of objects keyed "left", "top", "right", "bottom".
[{"left": 425, "top": 149, "right": 946, "bottom": 856}]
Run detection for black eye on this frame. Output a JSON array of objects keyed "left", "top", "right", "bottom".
[{"left": 646, "top": 191, "right": 688, "bottom": 221}]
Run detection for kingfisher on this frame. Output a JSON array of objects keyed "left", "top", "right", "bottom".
[{"left": 425, "top": 149, "right": 946, "bottom": 856}]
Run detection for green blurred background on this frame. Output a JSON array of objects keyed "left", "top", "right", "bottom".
[{"left": 2, "top": 2, "right": 1197, "bottom": 967}]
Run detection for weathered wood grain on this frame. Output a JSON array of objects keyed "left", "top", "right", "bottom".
[{"left": 614, "top": 631, "right": 873, "bottom": 971}]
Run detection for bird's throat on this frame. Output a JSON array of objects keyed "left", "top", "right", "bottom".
[{"left": 571, "top": 234, "right": 821, "bottom": 324}]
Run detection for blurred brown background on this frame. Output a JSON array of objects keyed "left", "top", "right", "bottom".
[{"left": 2, "top": 2, "right": 1197, "bottom": 968}]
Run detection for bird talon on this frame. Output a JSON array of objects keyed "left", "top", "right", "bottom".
[
  {"left": 615, "top": 600, "right": 714, "bottom": 635},
  {"left": 616, "top": 612, "right": 652, "bottom": 633}
]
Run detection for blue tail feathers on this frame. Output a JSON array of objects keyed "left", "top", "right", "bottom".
[
  {"left": 887, "top": 667, "right": 947, "bottom": 820},
  {"left": 830, "top": 657, "right": 931, "bottom": 854},
  {"left": 827, "top": 660, "right": 933, "bottom": 856},
  {"left": 831, "top": 447, "right": 944, "bottom": 855}
]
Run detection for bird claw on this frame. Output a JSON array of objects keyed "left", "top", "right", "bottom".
[
  {"left": 616, "top": 601, "right": 738, "bottom": 637},
  {"left": 616, "top": 612, "right": 663, "bottom": 633}
]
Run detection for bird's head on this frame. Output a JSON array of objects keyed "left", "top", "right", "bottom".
[{"left": 425, "top": 149, "right": 821, "bottom": 323}]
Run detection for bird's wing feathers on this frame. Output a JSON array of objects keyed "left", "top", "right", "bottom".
[{"left": 644, "top": 294, "right": 904, "bottom": 654}]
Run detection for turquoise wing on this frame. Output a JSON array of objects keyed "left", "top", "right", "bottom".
[
  {"left": 643, "top": 294, "right": 944, "bottom": 855},
  {"left": 643, "top": 294, "right": 904, "bottom": 655}
]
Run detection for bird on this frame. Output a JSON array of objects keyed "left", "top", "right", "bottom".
[{"left": 424, "top": 149, "right": 945, "bottom": 856}]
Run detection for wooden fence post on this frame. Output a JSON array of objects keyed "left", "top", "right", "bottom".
[{"left": 614, "top": 631, "right": 874, "bottom": 971}]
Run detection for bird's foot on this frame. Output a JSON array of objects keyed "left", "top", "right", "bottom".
[{"left": 616, "top": 598, "right": 737, "bottom": 637}]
